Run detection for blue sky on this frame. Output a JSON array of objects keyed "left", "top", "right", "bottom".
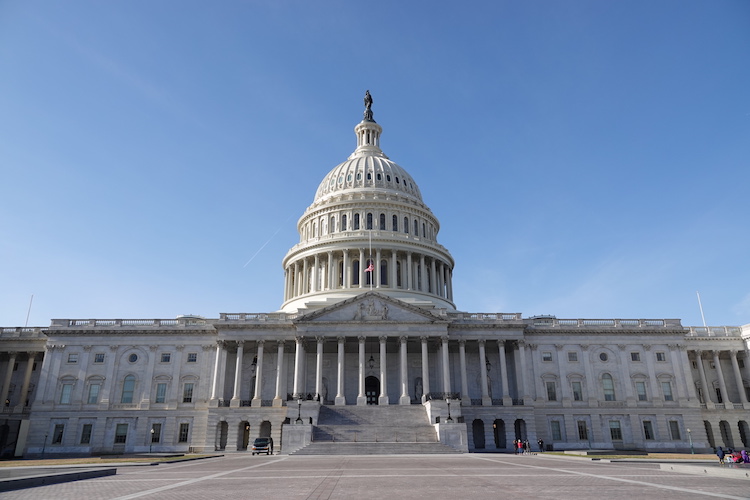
[{"left": 1, "top": 1, "right": 748, "bottom": 327}]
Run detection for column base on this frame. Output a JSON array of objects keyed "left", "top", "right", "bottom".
[
  {"left": 502, "top": 396, "right": 512, "bottom": 406},
  {"left": 378, "top": 396, "right": 390, "bottom": 405},
  {"left": 209, "top": 399, "right": 220, "bottom": 408},
  {"left": 399, "top": 395, "right": 411, "bottom": 405},
  {"left": 272, "top": 397, "right": 284, "bottom": 407},
  {"left": 335, "top": 396, "right": 347, "bottom": 405},
  {"left": 482, "top": 397, "right": 492, "bottom": 406},
  {"left": 251, "top": 398, "right": 262, "bottom": 407},
  {"left": 230, "top": 398, "right": 240, "bottom": 408},
  {"left": 357, "top": 396, "right": 367, "bottom": 406}
]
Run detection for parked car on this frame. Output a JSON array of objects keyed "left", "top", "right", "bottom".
[{"left": 251, "top": 437, "right": 273, "bottom": 455}]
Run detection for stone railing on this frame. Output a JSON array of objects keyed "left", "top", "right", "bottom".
[
  {"left": 683, "top": 326, "right": 742, "bottom": 337},
  {"left": 448, "top": 312, "right": 523, "bottom": 322},
  {"left": 219, "top": 312, "right": 298, "bottom": 322},
  {"left": 49, "top": 318, "right": 209, "bottom": 328},
  {"left": 529, "top": 318, "right": 683, "bottom": 329},
  {"left": 285, "top": 230, "right": 452, "bottom": 257},
  {"left": 0, "top": 327, "right": 46, "bottom": 338}
]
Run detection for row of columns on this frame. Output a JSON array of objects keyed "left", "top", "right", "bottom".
[
  {"left": 284, "top": 249, "right": 453, "bottom": 302},
  {"left": 210, "top": 337, "right": 526, "bottom": 406},
  {"left": 0, "top": 351, "right": 40, "bottom": 408},
  {"left": 693, "top": 349, "right": 749, "bottom": 406}
]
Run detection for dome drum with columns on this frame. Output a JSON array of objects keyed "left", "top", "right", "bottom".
[{"left": 281, "top": 97, "right": 455, "bottom": 313}]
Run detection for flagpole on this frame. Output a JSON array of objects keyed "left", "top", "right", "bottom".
[
  {"left": 369, "top": 229, "right": 373, "bottom": 290},
  {"left": 696, "top": 291, "right": 707, "bottom": 329}
]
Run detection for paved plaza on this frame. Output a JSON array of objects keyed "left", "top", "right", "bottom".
[{"left": 2, "top": 454, "right": 748, "bottom": 500}]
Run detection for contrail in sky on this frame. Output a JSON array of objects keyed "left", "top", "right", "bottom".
[{"left": 242, "top": 215, "right": 294, "bottom": 268}]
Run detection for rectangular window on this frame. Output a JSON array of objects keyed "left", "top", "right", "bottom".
[
  {"left": 551, "top": 421, "right": 562, "bottom": 441},
  {"left": 577, "top": 421, "right": 588, "bottom": 440},
  {"left": 609, "top": 420, "right": 622, "bottom": 441},
  {"left": 572, "top": 381, "right": 583, "bottom": 401},
  {"left": 187, "top": 353, "right": 198, "bottom": 363},
  {"left": 94, "top": 353, "right": 105, "bottom": 363},
  {"left": 715, "top": 387, "right": 723, "bottom": 403},
  {"left": 67, "top": 353, "right": 78, "bottom": 363},
  {"left": 80, "top": 424, "right": 93, "bottom": 444},
  {"left": 643, "top": 421, "right": 654, "bottom": 440},
  {"left": 52, "top": 424, "right": 65, "bottom": 444},
  {"left": 114, "top": 423, "right": 128, "bottom": 444},
  {"left": 546, "top": 382, "right": 557, "bottom": 401},
  {"left": 668, "top": 421, "right": 681, "bottom": 440},
  {"left": 631, "top": 352, "right": 640, "bottom": 362},
  {"left": 542, "top": 352, "right": 552, "bottom": 362},
  {"left": 567, "top": 352, "right": 578, "bottom": 362},
  {"left": 182, "top": 383, "right": 194, "bottom": 403},
  {"left": 661, "top": 382, "right": 673, "bottom": 401},
  {"left": 87, "top": 384, "right": 100, "bottom": 404},
  {"left": 178, "top": 423, "right": 190, "bottom": 443},
  {"left": 636, "top": 381, "right": 647, "bottom": 401},
  {"left": 739, "top": 359, "right": 745, "bottom": 369},
  {"left": 160, "top": 353, "right": 171, "bottom": 363},
  {"left": 656, "top": 352, "right": 666, "bottom": 362},
  {"left": 60, "top": 384, "right": 73, "bottom": 404},
  {"left": 151, "top": 423, "right": 162, "bottom": 443},
  {"left": 155, "top": 383, "right": 167, "bottom": 404}
]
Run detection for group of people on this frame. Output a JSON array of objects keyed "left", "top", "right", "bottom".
[
  {"left": 716, "top": 447, "right": 749, "bottom": 465},
  {"left": 513, "top": 438, "right": 545, "bottom": 454}
]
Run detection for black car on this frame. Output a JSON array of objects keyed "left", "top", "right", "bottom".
[{"left": 251, "top": 437, "right": 273, "bottom": 455}]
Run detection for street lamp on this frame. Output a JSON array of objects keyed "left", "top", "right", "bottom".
[
  {"left": 150, "top": 428, "right": 155, "bottom": 453},
  {"left": 446, "top": 399, "right": 453, "bottom": 423},
  {"left": 687, "top": 428, "right": 694, "bottom": 454},
  {"left": 296, "top": 398, "right": 303, "bottom": 424}
]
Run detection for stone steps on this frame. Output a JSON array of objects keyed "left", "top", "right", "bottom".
[{"left": 291, "top": 442, "right": 460, "bottom": 455}]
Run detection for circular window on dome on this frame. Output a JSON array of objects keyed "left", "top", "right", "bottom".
[
  {"left": 128, "top": 353, "right": 138, "bottom": 363},
  {"left": 338, "top": 176, "right": 343, "bottom": 184},
  {"left": 377, "top": 173, "right": 382, "bottom": 180},
  {"left": 356, "top": 172, "right": 361, "bottom": 180},
  {"left": 386, "top": 175, "right": 391, "bottom": 182},
  {"left": 347, "top": 174, "right": 352, "bottom": 182},
  {"left": 367, "top": 173, "right": 372, "bottom": 180},
  {"left": 599, "top": 352, "right": 608, "bottom": 362}
]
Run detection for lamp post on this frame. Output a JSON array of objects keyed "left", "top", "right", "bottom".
[
  {"left": 296, "top": 398, "right": 303, "bottom": 424},
  {"left": 687, "top": 428, "right": 694, "bottom": 454},
  {"left": 150, "top": 428, "right": 155, "bottom": 453},
  {"left": 446, "top": 398, "right": 453, "bottom": 423}
]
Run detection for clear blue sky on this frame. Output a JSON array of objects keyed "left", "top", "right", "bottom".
[{"left": 1, "top": 1, "right": 748, "bottom": 328}]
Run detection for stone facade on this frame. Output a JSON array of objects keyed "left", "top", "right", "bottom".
[{"left": 1, "top": 99, "right": 748, "bottom": 457}]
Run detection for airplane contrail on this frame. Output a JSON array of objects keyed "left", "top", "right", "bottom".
[{"left": 242, "top": 215, "right": 294, "bottom": 268}]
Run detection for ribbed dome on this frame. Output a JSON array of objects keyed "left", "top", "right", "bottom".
[{"left": 314, "top": 155, "right": 424, "bottom": 205}]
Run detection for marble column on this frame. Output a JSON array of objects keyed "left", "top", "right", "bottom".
[
  {"left": 497, "top": 341, "right": 510, "bottom": 404},
  {"left": 315, "top": 337, "right": 324, "bottom": 401},
  {"left": 421, "top": 337, "right": 431, "bottom": 403},
  {"left": 695, "top": 350, "right": 712, "bottom": 404},
  {"left": 406, "top": 252, "right": 413, "bottom": 290},
  {"left": 18, "top": 352, "right": 36, "bottom": 407},
  {"left": 359, "top": 248, "right": 365, "bottom": 288},
  {"left": 419, "top": 254, "right": 426, "bottom": 291},
  {"left": 312, "top": 255, "right": 320, "bottom": 292},
  {"left": 231, "top": 341, "right": 244, "bottom": 406},
  {"left": 335, "top": 337, "right": 346, "bottom": 405},
  {"left": 391, "top": 250, "right": 398, "bottom": 289},
  {"left": 441, "top": 337, "right": 452, "bottom": 395},
  {"left": 251, "top": 340, "right": 265, "bottom": 407},
  {"left": 327, "top": 251, "right": 334, "bottom": 290},
  {"left": 210, "top": 342, "right": 224, "bottom": 401},
  {"left": 379, "top": 336, "right": 389, "bottom": 405},
  {"left": 668, "top": 344, "right": 688, "bottom": 401},
  {"left": 293, "top": 337, "right": 304, "bottom": 399},
  {"left": 0, "top": 352, "right": 17, "bottom": 406},
  {"left": 272, "top": 341, "right": 286, "bottom": 406},
  {"left": 730, "top": 350, "right": 748, "bottom": 404},
  {"left": 399, "top": 336, "right": 410, "bottom": 404},
  {"left": 458, "top": 340, "right": 469, "bottom": 402},
  {"left": 518, "top": 341, "right": 529, "bottom": 401},
  {"left": 357, "top": 336, "right": 366, "bottom": 405},
  {"left": 712, "top": 350, "right": 729, "bottom": 405},
  {"left": 478, "top": 340, "right": 490, "bottom": 405},
  {"left": 376, "top": 249, "right": 382, "bottom": 288},
  {"left": 343, "top": 251, "right": 350, "bottom": 289},
  {"left": 430, "top": 259, "right": 437, "bottom": 295}
]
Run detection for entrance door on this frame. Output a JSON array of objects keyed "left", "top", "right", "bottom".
[{"left": 365, "top": 376, "right": 379, "bottom": 405}]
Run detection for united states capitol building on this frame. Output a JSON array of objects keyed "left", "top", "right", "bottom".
[{"left": 2, "top": 95, "right": 749, "bottom": 457}]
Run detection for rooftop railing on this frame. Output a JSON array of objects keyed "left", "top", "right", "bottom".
[
  {"left": 684, "top": 326, "right": 742, "bottom": 337},
  {"left": 50, "top": 318, "right": 208, "bottom": 328},
  {"left": 219, "top": 312, "right": 298, "bottom": 322}
]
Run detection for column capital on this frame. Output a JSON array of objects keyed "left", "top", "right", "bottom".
[
  {"left": 149, "top": 345, "right": 159, "bottom": 351},
  {"left": 216, "top": 340, "right": 226, "bottom": 348},
  {"left": 295, "top": 336, "right": 305, "bottom": 344},
  {"left": 420, "top": 336, "right": 429, "bottom": 343},
  {"left": 616, "top": 344, "right": 626, "bottom": 350},
  {"left": 379, "top": 336, "right": 387, "bottom": 343},
  {"left": 581, "top": 344, "right": 589, "bottom": 351},
  {"left": 477, "top": 339, "right": 486, "bottom": 346},
  {"left": 235, "top": 340, "right": 245, "bottom": 347},
  {"left": 109, "top": 345, "right": 119, "bottom": 351},
  {"left": 202, "top": 344, "right": 214, "bottom": 351},
  {"left": 555, "top": 344, "right": 564, "bottom": 351},
  {"left": 176, "top": 345, "right": 185, "bottom": 351},
  {"left": 337, "top": 336, "right": 345, "bottom": 343},
  {"left": 400, "top": 336, "right": 408, "bottom": 344},
  {"left": 83, "top": 345, "right": 93, "bottom": 352},
  {"left": 316, "top": 336, "right": 324, "bottom": 344},
  {"left": 257, "top": 339, "right": 266, "bottom": 346},
  {"left": 440, "top": 336, "right": 449, "bottom": 343},
  {"left": 277, "top": 340, "right": 286, "bottom": 347},
  {"left": 517, "top": 340, "right": 526, "bottom": 348},
  {"left": 358, "top": 336, "right": 366, "bottom": 343},
  {"left": 497, "top": 339, "right": 505, "bottom": 347},
  {"left": 458, "top": 339, "right": 466, "bottom": 347},
  {"left": 643, "top": 344, "right": 652, "bottom": 351}
]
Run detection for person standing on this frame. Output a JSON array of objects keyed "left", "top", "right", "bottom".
[
  {"left": 716, "top": 446, "right": 725, "bottom": 465},
  {"left": 538, "top": 438, "right": 544, "bottom": 453}
]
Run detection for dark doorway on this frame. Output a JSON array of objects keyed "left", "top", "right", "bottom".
[
  {"left": 472, "top": 419, "right": 485, "bottom": 449},
  {"left": 493, "top": 419, "right": 506, "bottom": 449},
  {"left": 365, "top": 376, "right": 379, "bottom": 405}
]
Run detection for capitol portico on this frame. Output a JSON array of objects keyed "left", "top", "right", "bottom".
[{"left": 1, "top": 94, "right": 749, "bottom": 457}]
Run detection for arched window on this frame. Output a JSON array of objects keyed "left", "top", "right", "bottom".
[
  {"left": 354, "top": 214, "right": 360, "bottom": 230},
  {"left": 404, "top": 217, "right": 409, "bottom": 233},
  {"left": 379, "top": 213, "right": 386, "bottom": 230},
  {"left": 414, "top": 220, "right": 419, "bottom": 235},
  {"left": 366, "top": 213, "right": 373, "bottom": 230},
  {"left": 330, "top": 216, "right": 336, "bottom": 233},
  {"left": 353, "top": 261, "right": 360, "bottom": 285},
  {"left": 392, "top": 215, "right": 398, "bottom": 232},
  {"left": 396, "top": 261, "right": 402, "bottom": 287},
  {"left": 422, "top": 223, "right": 426, "bottom": 238},
  {"left": 121, "top": 375, "right": 136, "bottom": 404},
  {"left": 380, "top": 260, "right": 388, "bottom": 286},
  {"left": 602, "top": 373, "right": 615, "bottom": 401},
  {"left": 342, "top": 214, "right": 347, "bottom": 231}
]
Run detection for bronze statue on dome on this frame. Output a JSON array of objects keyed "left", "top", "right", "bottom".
[{"left": 363, "top": 90, "right": 374, "bottom": 121}]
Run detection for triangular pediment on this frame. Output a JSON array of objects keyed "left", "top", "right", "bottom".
[{"left": 295, "top": 292, "right": 446, "bottom": 324}]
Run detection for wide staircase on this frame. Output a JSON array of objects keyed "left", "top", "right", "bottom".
[{"left": 290, "top": 405, "right": 461, "bottom": 455}]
